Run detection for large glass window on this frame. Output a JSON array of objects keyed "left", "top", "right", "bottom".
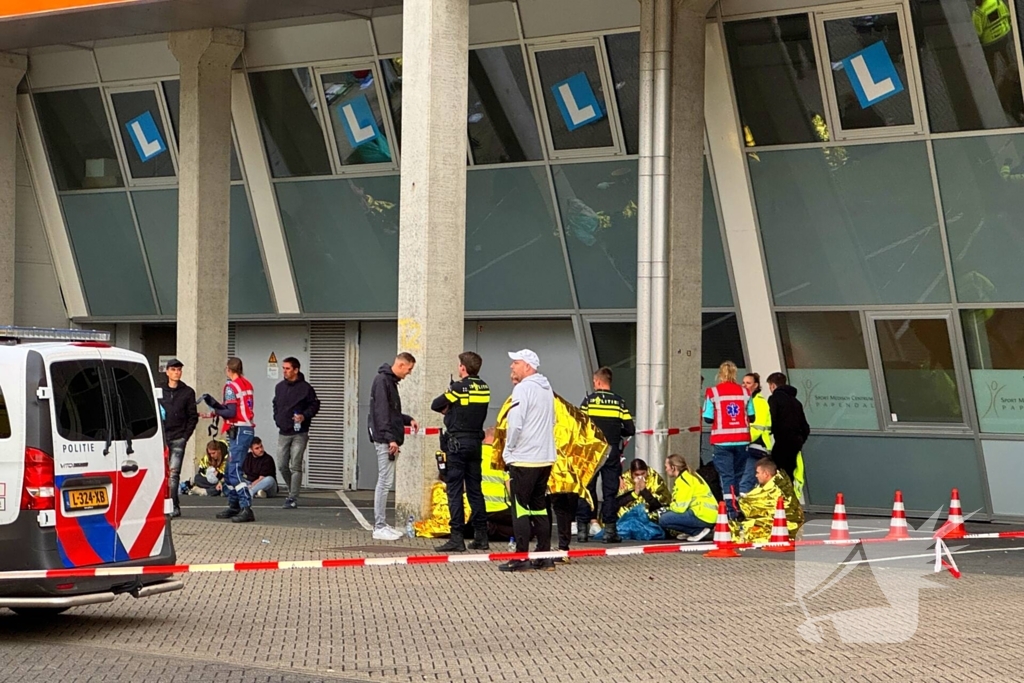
[
  {"left": 35, "top": 88, "right": 123, "bottom": 190},
  {"left": 162, "top": 80, "right": 242, "bottom": 181},
  {"left": 553, "top": 161, "right": 637, "bottom": 309},
  {"left": 249, "top": 69, "right": 332, "bottom": 178},
  {"left": 535, "top": 46, "right": 615, "bottom": 152},
  {"left": 62, "top": 192, "right": 156, "bottom": 316},
  {"left": 933, "top": 134, "right": 1024, "bottom": 303},
  {"left": 821, "top": 11, "right": 917, "bottom": 132},
  {"left": 912, "top": 0, "right": 1024, "bottom": 132},
  {"left": 132, "top": 187, "right": 273, "bottom": 315},
  {"left": 380, "top": 58, "right": 403, "bottom": 148},
  {"left": 465, "top": 167, "right": 573, "bottom": 311},
  {"left": 724, "top": 14, "right": 829, "bottom": 146},
  {"left": 107, "top": 361, "right": 159, "bottom": 440},
  {"left": 591, "top": 322, "right": 638, "bottom": 410},
  {"left": 468, "top": 46, "right": 543, "bottom": 164},
  {"left": 605, "top": 32, "right": 640, "bottom": 155},
  {"left": 109, "top": 89, "right": 175, "bottom": 181},
  {"left": 778, "top": 311, "right": 878, "bottom": 430},
  {"left": 319, "top": 68, "right": 394, "bottom": 167},
  {"left": 276, "top": 176, "right": 400, "bottom": 313},
  {"left": 874, "top": 317, "right": 963, "bottom": 424},
  {"left": 963, "top": 308, "right": 1024, "bottom": 433},
  {"left": 749, "top": 142, "right": 949, "bottom": 306},
  {"left": 702, "top": 163, "right": 733, "bottom": 308}
]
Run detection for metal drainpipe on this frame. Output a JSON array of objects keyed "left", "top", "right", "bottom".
[
  {"left": 648, "top": 0, "right": 672, "bottom": 475},
  {"left": 635, "top": 0, "right": 654, "bottom": 463}
]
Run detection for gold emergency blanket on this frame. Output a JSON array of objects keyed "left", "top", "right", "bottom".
[
  {"left": 413, "top": 481, "right": 451, "bottom": 538},
  {"left": 616, "top": 469, "right": 671, "bottom": 521},
  {"left": 731, "top": 472, "right": 804, "bottom": 544},
  {"left": 492, "top": 394, "right": 609, "bottom": 507}
]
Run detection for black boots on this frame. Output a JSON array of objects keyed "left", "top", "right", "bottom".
[
  {"left": 216, "top": 504, "right": 241, "bottom": 519},
  {"left": 467, "top": 529, "right": 490, "bottom": 550},
  {"left": 603, "top": 521, "right": 621, "bottom": 544},
  {"left": 434, "top": 532, "right": 466, "bottom": 553},
  {"left": 577, "top": 524, "right": 589, "bottom": 544},
  {"left": 231, "top": 507, "right": 255, "bottom": 523}
]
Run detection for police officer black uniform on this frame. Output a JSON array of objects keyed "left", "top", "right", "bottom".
[
  {"left": 578, "top": 366, "right": 635, "bottom": 544},
  {"left": 430, "top": 351, "right": 491, "bottom": 552}
]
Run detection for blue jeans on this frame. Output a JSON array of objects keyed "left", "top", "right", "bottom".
[
  {"left": 713, "top": 444, "right": 749, "bottom": 518},
  {"left": 226, "top": 426, "right": 254, "bottom": 509},
  {"left": 659, "top": 510, "right": 714, "bottom": 536},
  {"left": 740, "top": 447, "right": 763, "bottom": 497},
  {"left": 167, "top": 437, "right": 187, "bottom": 509},
  {"left": 247, "top": 476, "right": 278, "bottom": 497}
]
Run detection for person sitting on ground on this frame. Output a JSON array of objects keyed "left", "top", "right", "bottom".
[
  {"left": 657, "top": 453, "right": 718, "bottom": 542},
  {"left": 192, "top": 440, "right": 228, "bottom": 496},
  {"left": 243, "top": 437, "right": 279, "bottom": 499},
  {"left": 414, "top": 455, "right": 452, "bottom": 539},
  {"left": 732, "top": 457, "right": 804, "bottom": 544},
  {"left": 614, "top": 458, "right": 671, "bottom": 521}
]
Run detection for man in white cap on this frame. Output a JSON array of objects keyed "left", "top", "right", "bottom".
[{"left": 500, "top": 349, "right": 557, "bottom": 572}]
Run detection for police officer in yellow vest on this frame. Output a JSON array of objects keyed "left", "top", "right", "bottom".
[{"left": 430, "top": 352, "right": 490, "bottom": 552}]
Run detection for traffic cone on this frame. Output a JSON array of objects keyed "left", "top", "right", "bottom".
[
  {"left": 763, "top": 496, "right": 794, "bottom": 553},
  {"left": 703, "top": 500, "right": 740, "bottom": 559},
  {"left": 829, "top": 492, "right": 851, "bottom": 542},
  {"left": 885, "top": 490, "right": 910, "bottom": 540},
  {"left": 936, "top": 488, "right": 967, "bottom": 540}
]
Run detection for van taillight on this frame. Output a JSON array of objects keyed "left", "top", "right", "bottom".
[{"left": 21, "top": 447, "right": 55, "bottom": 511}]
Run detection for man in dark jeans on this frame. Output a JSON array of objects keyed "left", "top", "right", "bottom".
[
  {"left": 159, "top": 358, "right": 198, "bottom": 518},
  {"left": 430, "top": 351, "right": 490, "bottom": 553},
  {"left": 273, "top": 357, "right": 321, "bottom": 510},
  {"left": 765, "top": 372, "right": 810, "bottom": 483}
]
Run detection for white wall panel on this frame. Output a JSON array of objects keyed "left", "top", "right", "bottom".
[
  {"left": 94, "top": 39, "right": 178, "bottom": 82},
  {"left": 372, "top": 12, "right": 403, "bottom": 55},
  {"left": 27, "top": 47, "right": 98, "bottom": 89},
  {"left": 517, "top": 0, "right": 639, "bottom": 38},
  {"left": 470, "top": 2, "right": 519, "bottom": 45},
  {"left": 245, "top": 19, "right": 373, "bottom": 68}
]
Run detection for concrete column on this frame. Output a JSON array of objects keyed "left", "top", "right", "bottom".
[
  {"left": 0, "top": 54, "right": 26, "bottom": 326},
  {"left": 169, "top": 29, "right": 244, "bottom": 478},
  {"left": 396, "top": 0, "right": 469, "bottom": 521},
  {"left": 666, "top": 0, "right": 716, "bottom": 462}
]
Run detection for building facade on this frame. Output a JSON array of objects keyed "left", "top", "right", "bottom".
[{"left": 4, "top": 0, "right": 1024, "bottom": 519}]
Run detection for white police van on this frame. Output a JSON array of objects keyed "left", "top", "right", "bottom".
[{"left": 0, "top": 327, "right": 181, "bottom": 616}]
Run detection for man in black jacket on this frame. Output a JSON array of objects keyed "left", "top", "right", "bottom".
[
  {"left": 159, "top": 358, "right": 198, "bottom": 518},
  {"left": 273, "top": 357, "right": 321, "bottom": 510},
  {"left": 765, "top": 372, "right": 810, "bottom": 482},
  {"left": 368, "top": 352, "right": 418, "bottom": 541}
]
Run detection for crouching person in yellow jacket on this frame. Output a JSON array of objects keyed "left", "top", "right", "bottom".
[
  {"left": 656, "top": 454, "right": 718, "bottom": 542},
  {"left": 733, "top": 457, "right": 804, "bottom": 543},
  {"left": 414, "top": 465, "right": 452, "bottom": 538}
]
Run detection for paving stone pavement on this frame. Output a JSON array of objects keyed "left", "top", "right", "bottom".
[{"left": 2, "top": 505, "right": 1024, "bottom": 682}]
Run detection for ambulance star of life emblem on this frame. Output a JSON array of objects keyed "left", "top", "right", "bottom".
[{"left": 726, "top": 403, "right": 741, "bottom": 418}]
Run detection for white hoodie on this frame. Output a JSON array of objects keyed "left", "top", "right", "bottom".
[{"left": 504, "top": 372, "right": 557, "bottom": 466}]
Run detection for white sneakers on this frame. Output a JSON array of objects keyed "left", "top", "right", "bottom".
[
  {"left": 372, "top": 526, "right": 404, "bottom": 541},
  {"left": 687, "top": 528, "right": 711, "bottom": 542}
]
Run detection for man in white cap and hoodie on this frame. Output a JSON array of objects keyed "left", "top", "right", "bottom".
[{"left": 500, "top": 349, "right": 558, "bottom": 572}]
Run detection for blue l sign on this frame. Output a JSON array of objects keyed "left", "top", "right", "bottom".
[
  {"left": 125, "top": 111, "right": 167, "bottom": 162},
  {"left": 551, "top": 72, "right": 604, "bottom": 130},
  {"left": 338, "top": 94, "right": 380, "bottom": 148},
  {"left": 840, "top": 41, "right": 904, "bottom": 109}
]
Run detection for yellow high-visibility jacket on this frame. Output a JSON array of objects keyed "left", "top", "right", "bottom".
[
  {"left": 749, "top": 392, "right": 773, "bottom": 453},
  {"left": 669, "top": 471, "right": 719, "bottom": 525},
  {"left": 974, "top": 0, "right": 1011, "bottom": 46}
]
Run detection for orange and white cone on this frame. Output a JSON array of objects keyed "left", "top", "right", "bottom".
[
  {"left": 936, "top": 488, "right": 967, "bottom": 540},
  {"left": 829, "top": 492, "right": 851, "bottom": 542},
  {"left": 885, "top": 490, "right": 910, "bottom": 540},
  {"left": 763, "top": 496, "right": 794, "bottom": 553},
  {"left": 703, "top": 500, "right": 740, "bottom": 559}
]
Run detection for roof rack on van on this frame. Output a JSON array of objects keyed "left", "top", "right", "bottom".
[{"left": 0, "top": 326, "right": 111, "bottom": 344}]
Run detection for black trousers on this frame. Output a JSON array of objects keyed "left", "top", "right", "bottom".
[
  {"left": 550, "top": 493, "right": 579, "bottom": 551},
  {"left": 445, "top": 442, "right": 487, "bottom": 535},
  {"left": 770, "top": 439, "right": 800, "bottom": 483},
  {"left": 462, "top": 508, "right": 514, "bottom": 542},
  {"left": 508, "top": 464, "right": 552, "bottom": 553},
  {"left": 577, "top": 453, "right": 623, "bottom": 526}
]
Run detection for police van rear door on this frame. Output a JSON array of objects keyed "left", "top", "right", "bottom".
[{"left": 100, "top": 351, "right": 166, "bottom": 561}]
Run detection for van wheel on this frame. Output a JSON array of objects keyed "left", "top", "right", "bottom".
[{"left": 10, "top": 607, "right": 70, "bottom": 618}]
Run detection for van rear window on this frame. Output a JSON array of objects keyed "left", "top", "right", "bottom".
[
  {"left": 106, "top": 361, "right": 158, "bottom": 440},
  {"left": 0, "top": 383, "right": 10, "bottom": 438},
  {"left": 51, "top": 360, "right": 107, "bottom": 441}
]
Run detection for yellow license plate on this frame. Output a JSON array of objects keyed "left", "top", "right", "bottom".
[{"left": 66, "top": 488, "right": 109, "bottom": 510}]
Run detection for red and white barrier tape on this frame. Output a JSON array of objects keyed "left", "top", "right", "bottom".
[
  {"left": 403, "top": 426, "right": 442, "bottom": 436},
  {"left": 635, "top": 427, "right": 701, "bottom": 435},
  {"left": 2, "top": 528, "right": 1022, "bottom": 581}
]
